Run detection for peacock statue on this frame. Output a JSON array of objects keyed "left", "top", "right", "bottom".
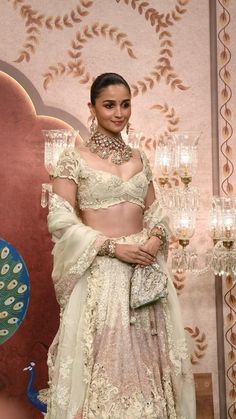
[
  {"left": 23, "top": 362, "right": 47, "bottom": 415},
  {"left": 0, "top": 238, "right": 30, "bottom": 345}
]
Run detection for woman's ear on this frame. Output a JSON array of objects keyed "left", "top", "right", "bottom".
[{"left": 88, "top": 102, "right": 95, "bottom": 118}]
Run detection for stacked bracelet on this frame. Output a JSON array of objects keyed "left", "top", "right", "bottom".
[
  {"left": 98, "top": 239, "right": 116, "bottom": 258},
  {"left": 107, "top": 240, "right": 116, "bottom": 258},
  {"left": 149, "top": 225, "right": 167, "bottom": 245}
]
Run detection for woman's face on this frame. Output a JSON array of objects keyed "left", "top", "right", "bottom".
[{"left": 89, "top": 84, "right": 131, "bottom": 137}]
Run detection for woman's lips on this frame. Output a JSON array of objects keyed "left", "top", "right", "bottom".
[{"left": 112, "top": 121, "right": 124, "bottom": 125}]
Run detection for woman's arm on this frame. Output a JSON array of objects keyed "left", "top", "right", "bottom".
[
  {"left": 53, "top": 177, "right": 77, "bottom": 208},
  {"left": 144, "top": 181, "right": 156, "bottom": 210},
  {"left": 142, "top": 182, "right": 166, "bottom": 257}
]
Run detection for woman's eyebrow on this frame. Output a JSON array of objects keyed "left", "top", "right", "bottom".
[
  {"left": 102, "top": 99, "right": 131, "bottom": 104},
  {"left": 102, "top": 100, "right": 115, "bottom": 103}
]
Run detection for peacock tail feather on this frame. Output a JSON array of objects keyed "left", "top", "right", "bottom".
[{"left": 0, "top": 238, "right": 30, "bottom": 345}]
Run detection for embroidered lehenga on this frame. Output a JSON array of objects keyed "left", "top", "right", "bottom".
[{"left": 45, "top": 148, "right": 196, "bottom": 419}]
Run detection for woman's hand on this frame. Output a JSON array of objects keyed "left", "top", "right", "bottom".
[
  {"left": 141, "top": 236, "right": 162, "bottom": 258},
  {"left": 114, "top": 243, "right": 155, "bottom": 266}
]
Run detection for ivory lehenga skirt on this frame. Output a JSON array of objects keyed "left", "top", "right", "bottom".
[{"left": 45, "top": 229, "right": 196, "bottom": 419}]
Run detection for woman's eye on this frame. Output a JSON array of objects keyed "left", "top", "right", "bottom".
[
  {"left": 122, "top": 102, "right": 130, "bottom": 108},
  {"left": 104, "top": 104, "right": 113, "bottom": 109}
]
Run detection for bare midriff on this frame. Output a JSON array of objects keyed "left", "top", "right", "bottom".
[{"left": 81, "top": 201, "right": 144, "bottom": 238}]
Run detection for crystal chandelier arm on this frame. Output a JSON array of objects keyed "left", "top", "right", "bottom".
[
  {"left": 171, "top": 247, "right": 213, "bottom": 276},
  {"left": 41, "top": 183, "right": 52, "bottom": 208},
  {"left": 171, "top": 239, "right": 236, "bottom": 277}
]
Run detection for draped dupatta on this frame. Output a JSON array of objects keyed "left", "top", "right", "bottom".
[{"left": 47, "top": 193, "right": 106, "bottom": 308}]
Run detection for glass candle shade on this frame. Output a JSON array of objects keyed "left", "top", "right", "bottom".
[
  {"left": 171, "top": 132, "right": 200, "bottom": 186},
  {"left": 178, "top": 147, "right": 197, "bottom": 177},
  {"left": 209, "top": 196, "right": 236, "bottom": 244},
  {"left": 221, "top": 210, "right": 236, "bottom": 242},
  {"left": 172, "top": 209, "right": 196, "bottom": 243},
  {"left": 155, "top": 139, "right": 174, "bottom": 186},
  {"left": 209, "top": 208, "right": 222, "bottom": 242}
]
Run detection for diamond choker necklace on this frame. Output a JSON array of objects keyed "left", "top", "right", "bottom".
[{"left": 85, "top": 131, "right": 132, "bottom": 165}]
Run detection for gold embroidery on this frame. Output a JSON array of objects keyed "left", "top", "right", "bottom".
[
  {"left": 53, "top": 149, "right": 81, "bottom": 185},
  {"left": 83, "top": 362, "right": 176, "bottom": 419},
  {"left": 80, "top": 244, "right": 193, "bottom": 419}
]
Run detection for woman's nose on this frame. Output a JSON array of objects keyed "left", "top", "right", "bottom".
[{"left": 114, "top": 106, "right": 122, "bottom": 117}]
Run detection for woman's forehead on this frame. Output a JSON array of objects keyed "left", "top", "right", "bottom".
[{"left": 97, "top": 84, "right": 131, "bottom": 101}]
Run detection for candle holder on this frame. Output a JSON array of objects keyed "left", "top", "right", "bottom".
[
  {"left": 154, "top": 133, "right": 236, "bottom": 277},
  {"left": 174, "top": 196, "right": 236, "bottom": 277},
  {"left": 154, "top": 132, "right": 201, "bottom": 274},
  {"left": 154, "top": 132, "right": 201, "bottom": 210},
  {"left": 155, "top": 137, "right": 174, "bottom": 187},
  {"left": 171, "top": 208, "right": 197, "bottom": 273},
  {"left": 207, "top": 196, "right": 236, "bottom": 276},
  {"left": 172, "top": 131, "right": 200, "bottom": 188}
]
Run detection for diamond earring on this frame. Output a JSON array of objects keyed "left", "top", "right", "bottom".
[
  {"left": 126, "top": 122, "right": 130, "bottom": 135},
  {"left": 90, "top": 117, "right": 97, "bottom": 135}
]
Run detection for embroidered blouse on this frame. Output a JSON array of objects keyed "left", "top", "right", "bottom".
[{"left": 53, "top": 148, "right": 152, "bottom": 210}]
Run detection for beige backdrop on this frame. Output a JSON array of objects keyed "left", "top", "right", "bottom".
[{"left": 1, "top": 1, "right": 236, "bottom": 418}]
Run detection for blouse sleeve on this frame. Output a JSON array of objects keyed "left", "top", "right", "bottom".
[{"left": 53, "top": 149, "right": 80, "bottom": 184}]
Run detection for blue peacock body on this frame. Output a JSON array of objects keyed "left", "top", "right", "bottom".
[{"left": 0, "top": 238, "right": 30, "bottom": 345}]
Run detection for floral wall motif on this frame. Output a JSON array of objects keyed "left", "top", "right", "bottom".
[
  {"left": 2, "top": 0, "right": 236, "bottom": 417},
  {"left": 217, "top": 0, "right": 236, "bottom": 417}
]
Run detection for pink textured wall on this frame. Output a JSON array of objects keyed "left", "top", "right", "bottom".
[
  {"left": 0, "top": 72, "right": 73, "bottom": 416},
  {"left": 2, "top": 0, "right": 236, "bottom": 416}
]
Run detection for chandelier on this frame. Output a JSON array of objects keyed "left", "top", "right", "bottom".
[
  {"left": 154, "top": 132, "right": 236, "bottom": 278},
  {"left": 208, "top": 197, "right": 236, "bottom": 276}
]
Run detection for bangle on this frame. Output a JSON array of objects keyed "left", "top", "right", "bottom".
[
  {"left": 107, "top": 240, "right": 116, "bottom": 258},
  {"left": 98, "top": 239, "right": 116, "bottom": 258},
  {"left": 150, "top": 232, "right": 165, "bottom": 243},
  {"left": 149, "top": 225, "right": 167, "bottom": 244}
]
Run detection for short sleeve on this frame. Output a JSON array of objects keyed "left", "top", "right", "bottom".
[
  {"left": 140, "top": 150, "right": 153, "bottom": 182},
  {"left": 53, "top": 149, "right": 80, "bottom": 184}
]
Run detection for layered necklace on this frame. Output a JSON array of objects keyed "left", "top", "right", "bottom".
[{"left": 85, "top": 130, "right": 132, "bottom": 165}]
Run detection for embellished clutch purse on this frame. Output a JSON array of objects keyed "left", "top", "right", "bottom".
[{"left": 130, "top": 262, "right": 168, "bottom": 309}]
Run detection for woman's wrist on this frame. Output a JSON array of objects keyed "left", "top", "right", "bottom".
[
  {"left": 146, "top": 236, "right": 162, "bottom": 254},
  {"left": 98, "top": 239, "right": 116, "bottom": 257},
  {"left": 149, "top": 225, "right": 167, "bottom": 245},
  {"left": 148, "top": 235, "right": 162, "bottom": 245}
]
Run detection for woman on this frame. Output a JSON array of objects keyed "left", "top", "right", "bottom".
[{"left": 46, "top": 73, "right": 196, "bottom": 419}]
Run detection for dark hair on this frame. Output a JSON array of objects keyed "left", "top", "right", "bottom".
[{"left": 90, "top": 73, "right": 131, "bottom": 105}]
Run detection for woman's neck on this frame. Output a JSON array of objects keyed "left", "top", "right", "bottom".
[{"left": 95, "top": 127, "right": 122, "bottom": 140}]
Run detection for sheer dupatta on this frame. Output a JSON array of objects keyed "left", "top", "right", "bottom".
[
  {"left": 47, "top": 193, "right": 106, "bottom": 308},
  {"left": 45, "top": 193, "right": 106, "bottom": 418}
]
